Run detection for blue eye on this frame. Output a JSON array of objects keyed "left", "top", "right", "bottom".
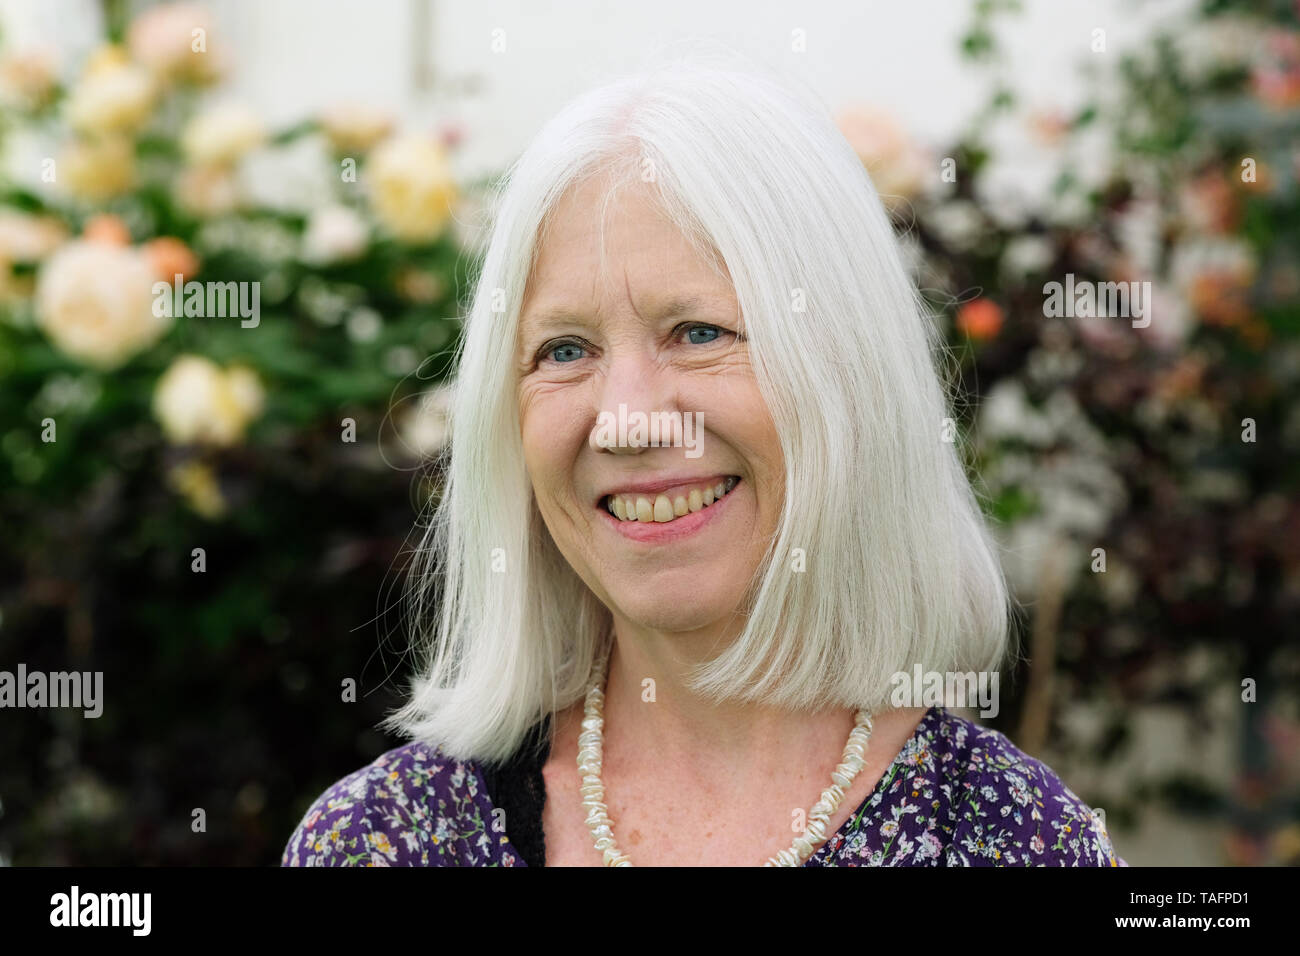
[
  {"left": 684, "top": 324, "right": 721, "bottom": 344},
  {"left": 549, "top": 342, "right": 586, "bottom": 363},
  {"left": 681, "top": 325, "right": 733, "bottom": 348}
]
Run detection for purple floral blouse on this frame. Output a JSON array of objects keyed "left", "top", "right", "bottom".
[{"left": 281, "top": 705, "right": 1127, "bottom": 867}]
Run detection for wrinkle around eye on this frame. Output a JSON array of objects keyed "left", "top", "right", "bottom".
[
  {"left": 518, "top": 360, "right": 595, "bottom": 393},
  {"left": 670, "top": 337, "right": 752, "bottom": 372},
  {"left": 517, "top": 373, "right": 591, "bottom": 420}
]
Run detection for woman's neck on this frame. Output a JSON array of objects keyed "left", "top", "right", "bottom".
[{"left": 600, "top": 624, "right": 856, "bottom": 783}]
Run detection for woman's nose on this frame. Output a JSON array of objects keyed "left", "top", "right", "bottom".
[{"left": 589, "top": 350, "right": 677, "bottom": 454}]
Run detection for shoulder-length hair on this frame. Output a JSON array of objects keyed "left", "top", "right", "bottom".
[{"left": 381, "top": 57, "right": 1012, "bottom": 765}]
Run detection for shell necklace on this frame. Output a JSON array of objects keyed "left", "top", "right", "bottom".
[{"left": 577, "top": 648, "right": 875, "bottom": 866}]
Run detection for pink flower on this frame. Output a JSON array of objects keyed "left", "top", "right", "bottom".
[{"left": 1252, "top": 30, "right": 1300, "bottom": 109}]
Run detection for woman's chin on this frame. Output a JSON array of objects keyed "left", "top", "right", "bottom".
[{"left": 607, "top": 586, "right": 738, "bottom": 636}]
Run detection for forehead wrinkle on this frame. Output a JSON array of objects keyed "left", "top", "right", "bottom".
[
  {"left": 536, "top": 173, "right": 630, "bottom": 320},
  {"left": 550, "top": 176, "right": 665, "bottom": 330},
  {"left": 622, "top": 268, "right": 645, "bottom": 325},
  {"left": 522, "top": 170, "right": 736, "bottom": 341},
  {"left": 519, "top": 200, "right": 607, "bottom": 340}
]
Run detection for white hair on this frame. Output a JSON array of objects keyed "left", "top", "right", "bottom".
[{"left": 381, "top": 54, "right": 1012, "bottom": 764}]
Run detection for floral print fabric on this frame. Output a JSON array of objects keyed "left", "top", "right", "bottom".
[{"left": 281, "top": 705, "right": 1127, "bottom": 867}]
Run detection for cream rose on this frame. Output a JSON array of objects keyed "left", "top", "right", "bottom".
[
  {"left": 60, "top": 136, "right": 136, "bottom": 201},
  {"left": 367, "top": 135, "right": 458, "bottom": 242},
  {"left": 319, "top": 103, "right": 394, "bottom": 154},
  {"left": 181, "top": 103, "right": 265, "bottom": 168},
  {"left": 0, "top": 210, "right": 67, "bottom": 262},
  {"left": 301, "top": 204, "right": 369, "bottom": 264},
  {"left": 35, "top": 240, "right": 169, "bottom": 369},
  {"left": 152, "top": 354, "right": 265, "bottom": 446},
  {"left": 65, "top": 48, "right": 155, "bottom": 135},
  {"left": 172, "top": 164, "right": 240, "bottom": 216}
]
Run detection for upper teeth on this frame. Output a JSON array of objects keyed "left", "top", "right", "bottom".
[{"left": 606, "top": 476, "right": 738, "bottom": 523}]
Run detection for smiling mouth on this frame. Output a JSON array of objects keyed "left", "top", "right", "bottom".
[{"left": 600, "top": 476, "right": 740, "bottom": 524}]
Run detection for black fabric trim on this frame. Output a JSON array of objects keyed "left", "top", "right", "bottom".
[{"left": 479, "top": 714, "right": 553, "bottom": 867}]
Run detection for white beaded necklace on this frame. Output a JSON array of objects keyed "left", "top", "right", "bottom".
[{"left": 577, "top": 648, "right": 875, "bottom": 866}]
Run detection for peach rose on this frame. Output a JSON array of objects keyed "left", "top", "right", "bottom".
[
  {"left": 82, "top": 214, "right": 131, "bottom": 245},
  {"left": 127, "top": 2, "right": 222, "bottom": 84},
  {"left": 35, "top": 240, "right": 169, "bottom": 369},
  {"left": 142, "top": 237, "right": 200, "bottom": 281},
  {"left": 836, "top": 105, "right": 930, "bottom": 206},
  {"left": 318, "top": 103, "right": 394, "bottom": 154}
]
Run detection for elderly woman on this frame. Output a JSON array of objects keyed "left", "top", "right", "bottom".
[{"left": 282, "top": 61, "right": 1125, "bottom": 867}]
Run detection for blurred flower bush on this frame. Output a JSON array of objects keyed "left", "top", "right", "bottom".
[
  {"left": 1, "top": 0, "right": 1296, "bottom": 865},
  {"left": 850, "top": 0, "right": 1299, "bottom": 865},
  {"left": 0, "top": 2, "right": 471, "bottom": 864}
]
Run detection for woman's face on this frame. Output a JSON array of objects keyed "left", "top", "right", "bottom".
[{"left": 516, "top": 174, "right": 783, "bottom": 636}]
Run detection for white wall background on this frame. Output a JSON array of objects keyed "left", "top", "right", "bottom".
[{"left": 2, "top": 0, "right": 1193, "bottom": 182}]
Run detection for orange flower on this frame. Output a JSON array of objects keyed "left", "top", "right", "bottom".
[
  {"left": 82, "top": 213, "right": 131, "bottom": 245},
  {"left": 956, "top": 298, "right": 1004, "bottom": 340},
  {"left": 142, "top": 236, "right": 199, "bottom": 281},
  {"left": 1189, "top": 273, "right": 1251, "bottom": 327}
]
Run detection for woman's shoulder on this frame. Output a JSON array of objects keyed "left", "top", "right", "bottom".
[
  {"left": 931, "top": 707, "right": 1127, "bottom": 867},
  {"left": 280, "top": 739, "right": 513, "bottom": 867}
]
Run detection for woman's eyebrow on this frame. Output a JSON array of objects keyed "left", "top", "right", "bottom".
[
  {"left": 519, "top": 305, "right": 588, "bottom": 331},
  {"left": 649, "top": 295, "right": 707, "bottom": 320},
  {"left": 520, "top": 294, "right": 725, "bottom": 334},
  {"left": 653, "top": 294, "right": 744, "bottom": 323}
]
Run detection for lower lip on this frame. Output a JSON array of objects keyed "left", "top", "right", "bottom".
[{"left": 598, "top": 484, "right": 739, "bottom": 543}]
